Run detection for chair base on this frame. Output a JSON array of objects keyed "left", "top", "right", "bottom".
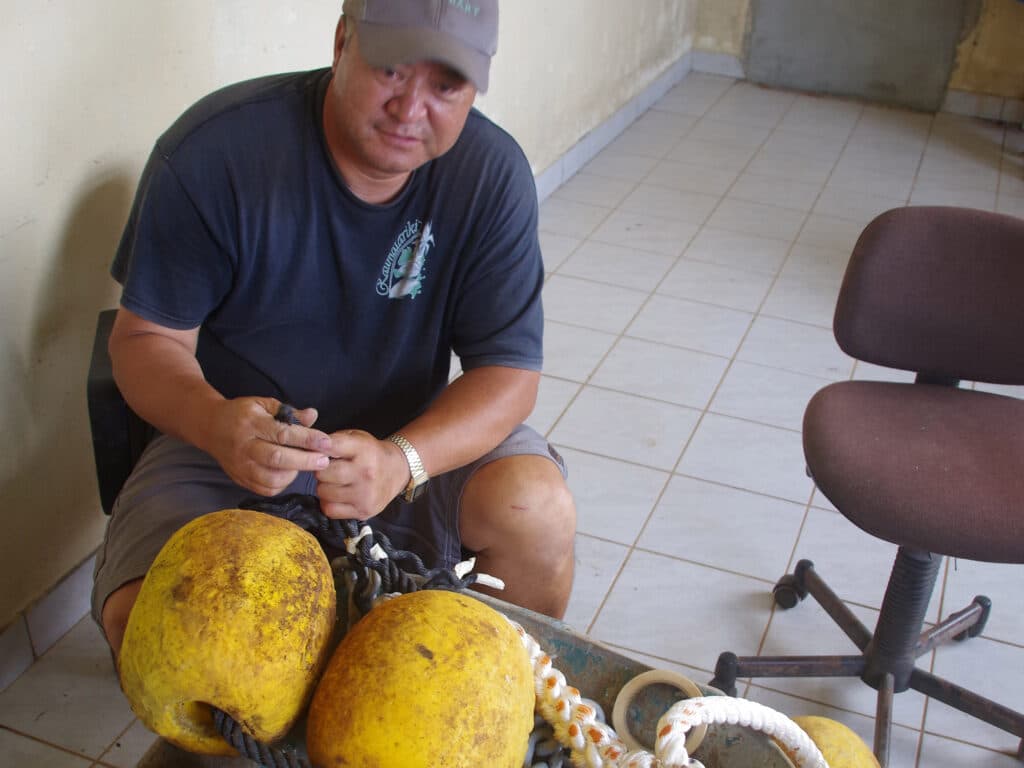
[{"left": 709, "top": 553, "right": 1024, "bottom": 767}]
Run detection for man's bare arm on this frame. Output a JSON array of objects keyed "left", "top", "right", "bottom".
[{"left": 108, "top": 307, "right": 333, "bottom": 496}]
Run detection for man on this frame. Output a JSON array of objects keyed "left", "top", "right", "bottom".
[{"left": 92, "top": 0, "right": 576, "bottom": 657}]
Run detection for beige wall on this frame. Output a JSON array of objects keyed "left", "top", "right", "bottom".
[
  {"left": 949, "top": 0, "right": 1024, "bottom": 98},
  {"left": 0, "top": 2, "right": 695, "bottom": 629}
]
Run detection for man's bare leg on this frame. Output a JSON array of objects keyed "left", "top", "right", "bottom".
[
  {"left": 459, "top": 455, "right": 576, "bottom": 619},
  {"left": 101, "top": 578, "right": 144, "bottom": 658}
]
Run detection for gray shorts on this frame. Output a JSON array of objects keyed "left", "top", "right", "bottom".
[{"left": 91, "top": 424, "right": 565, "bottom": 626}]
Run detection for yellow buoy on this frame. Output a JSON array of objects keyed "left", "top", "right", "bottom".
[
  {"left": 118, "top": 509, "right": 336, "bottom": 755},
  {"left": 306, "top": 589, "right": 535, "bottom": 768},
  {"left": 785, "top": 715, "right": 881, "bottom": 768}
]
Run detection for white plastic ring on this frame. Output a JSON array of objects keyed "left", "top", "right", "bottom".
[{"left": 611, "top": 669, "right": 708, "bottom": 756}]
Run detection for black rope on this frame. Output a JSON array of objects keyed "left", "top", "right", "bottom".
[{"left": 212, "top": 708, "right": 311, "bottom": 768}]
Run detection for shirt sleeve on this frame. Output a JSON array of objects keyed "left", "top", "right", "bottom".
[
  {"left": 450, "top": 142, "right": 544, "bottom": 373},
  {"left": 111, "top": 146, "right": 235, "bottom": 330}
]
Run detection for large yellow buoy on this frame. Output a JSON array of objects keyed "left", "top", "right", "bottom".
[
  {"left": 118, "top": 509, "right": 336, "bottom": 755},
  {"left": 306, "top": 589, "right": 535, "bottom": 768},
  {"left": 786, "top": 715, "right": 881, "bottom": 768}
]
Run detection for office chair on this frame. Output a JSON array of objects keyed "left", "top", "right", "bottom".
[{"left": 708, "top": 206, "right": 1024, "bottom": 767}]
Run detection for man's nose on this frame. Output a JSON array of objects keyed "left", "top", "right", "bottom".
[{"left": 387, "top": 78, "right": 428, "bottom": 122}]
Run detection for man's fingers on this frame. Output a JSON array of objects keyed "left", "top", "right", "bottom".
[
  {"left": 266, "top": 420, "right": 333, "bottom": 452},
  {"left": 294, "top": 407, "right": 319, "bottom": 428},
  {"left": 252, "top": 440, "right": 330, "bottom": 472}
]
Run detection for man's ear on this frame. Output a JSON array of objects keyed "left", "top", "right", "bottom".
[{"left": 332, "top": 16, "right": 347, "bottom": 69}]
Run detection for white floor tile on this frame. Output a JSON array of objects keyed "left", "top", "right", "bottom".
[
  {"left": 789, "top": 507, "right": 931, "bottom": 615},
  {"left": 707, "top": 197, "right": 807, "bottom": 241},
  {"left": 0, "top": 618, "right": 133, "bottom": 759},
  {"left": 0, "top": 728, "right": 93, "bottom": 767},
  {"left": 760, "top": 274, "right": 842, "bottom": 328},
  {"left": 527, "top": 375, "right": 580, "bottom": 437},
  {"left": 591, "top": 549, "right": 775, "bottom": 670},
  {"left": 542, "top": 320, "right": 617, "bottom": 382},
  {"left": 627, "top": 294, "right": 753, "bottom": 358},
  {"left": 557, "top": 239, "right": 676, "bottom": 292},
  {"left": 564, "top": 534, "right": 629, "bottom": 633},
  {"left": 539, "top": 197, "right": 612, "bottom": 238},
  {"left": 549, "top": 386, "right": 701, "bottom": 471},
  {"left": 684, "top": 227, "right": 791, "bottom": 275},
  {"left": 678, "top": 413, "right": 813, "bottom": 503},
  {"left": 919, "top": 731, "right": 1023, "bottom": 767},
  {"left": 590, "top": 209, "right": 700, "bottom": 257},
  {"left": 686, "top": 118, "right": 774, "bottom": 150},
  {"left": 559, "top": 447, "right": 669, "bottom": 545},
  {"left": 582, "top": 148, "right": 660, "bottom": 183},
  {"left": 592, "top": 337, "right": 728, "bottom": 410},
  {"left": 619, "top": 183, "right": 720, "bottom": 225},
  {"left": 738, "top": 315, "right": 854, "bottom": 380},
  {"left": 940, "top": 560, "right": 1024, "bottom": 646},
  {"left": 747, "top": 149, "right": 837, "bottom": 185},
  {"left": 539, "top": 230, "right": 581, "bottom": 273},
  {"left": 658, "top": 258, "right": 775, "bottom": 312},
  {"left": 728, "top": 173, "right": 823, "bottom": 212},
  {"left": 668, "top": 138, "right": 756, "bottom": 172},
  {"left": 643, "top": 159, "right": 740, "bottom": 196},
  {"left": 639, "top": 475, "right": 805, "bottom": 581},
  {"left": 542, "top": 274, "right": 649, "bottom": 334},
  {"left": 552, "top": 170, "right": 637, "bottom": 208},
  {"left": 926, "top": 635, "right": 1024, "bottom": 756},
  {"left": 606, "top": 125, "right": 687, "bottom": 159},
  {"left": 99, "top": 718, "right": 160, "bottom": 768},
  {"left": 710, "top": 360, "right": 827, "bottom": 432}
]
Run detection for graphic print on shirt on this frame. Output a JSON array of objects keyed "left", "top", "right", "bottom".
[{"left": 376, "top": 219, "right": 434, "bottom": 299}]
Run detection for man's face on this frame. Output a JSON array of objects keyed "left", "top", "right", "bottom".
[{"left": 324, "top": 19, "right": 478, "bottom": 188}]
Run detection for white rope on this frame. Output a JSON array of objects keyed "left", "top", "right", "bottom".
[{"left": 508, "top": 618, "right": 829, "bottom": 768}]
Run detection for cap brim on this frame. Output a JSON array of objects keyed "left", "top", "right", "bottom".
[{"left": 356, "top": 23, "right": 490, "bottom": 93}]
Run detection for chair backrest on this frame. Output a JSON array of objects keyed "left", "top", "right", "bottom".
[{"left": 835, "top": 206, "right": 1024, "bottom": 385}]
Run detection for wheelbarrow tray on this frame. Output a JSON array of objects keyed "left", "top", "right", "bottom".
[{"left": 135, "top": 593, "right": 793, "bottom": 767}]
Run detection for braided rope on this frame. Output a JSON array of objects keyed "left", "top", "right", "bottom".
[{"left": 511, "top": 620, "right": 829, "bottom": 768}]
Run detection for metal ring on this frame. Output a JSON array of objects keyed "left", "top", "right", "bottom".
[{"left": 611, "top": 668, "right": 708, "bottom": 756}]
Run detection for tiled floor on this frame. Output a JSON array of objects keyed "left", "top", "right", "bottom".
[{"left": 2, "top": 73, "right": 1023, "bottom": 767}]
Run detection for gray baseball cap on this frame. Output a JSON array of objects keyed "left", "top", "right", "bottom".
[{"left": 342, "top": 0, "right": 499, "bottom": 93}]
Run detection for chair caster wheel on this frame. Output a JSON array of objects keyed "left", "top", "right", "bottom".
[{"left": 772, "top": 573, "right": 807, "bottom": 610}]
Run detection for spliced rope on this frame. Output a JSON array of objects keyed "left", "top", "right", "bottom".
[{"left": 512, "top": 621, "right": 828, "bottom": 768}]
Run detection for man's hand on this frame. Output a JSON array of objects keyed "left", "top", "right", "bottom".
[
  {"left": 315, "top": 430, "right": 409, "bottom": 520},
  {"left": 201, "top": 397, "right": 333, "bottom": 497}
]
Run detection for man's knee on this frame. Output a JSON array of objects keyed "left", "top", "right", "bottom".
[
  {"left": 100, "top": 579, "right": 144, "bottom": 658},
  {"left": 460, "top": 454, "right": 576, "bottom": 552}
]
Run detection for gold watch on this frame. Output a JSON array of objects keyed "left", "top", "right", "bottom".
[{"left": 386, "top": 433, "right": 429, "bottom": 502}]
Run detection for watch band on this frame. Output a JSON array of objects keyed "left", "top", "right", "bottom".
[{"left": 386, "top": 433, "right": 429, "bottom": 502}]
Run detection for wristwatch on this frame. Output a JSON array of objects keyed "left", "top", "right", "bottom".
[{"left": 386, "top": 433, "right": 429, "bottom": 502}]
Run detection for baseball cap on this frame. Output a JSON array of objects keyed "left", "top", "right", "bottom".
[{"left": 342, "top": 0, "right": 499, "bottom": 93}]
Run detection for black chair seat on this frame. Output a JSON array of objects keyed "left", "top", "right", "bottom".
[{"left": 805, "top": 380, "right": 1024, "bottom": 564}]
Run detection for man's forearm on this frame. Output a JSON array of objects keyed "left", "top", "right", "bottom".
[
  {"left": 109, "top": 311, "right": 224, "bottom": 452},
  {"left": 394, "top": 365, "right": 540, "bottom": 478}
]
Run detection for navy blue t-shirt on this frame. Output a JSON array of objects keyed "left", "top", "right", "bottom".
[{"left": 112, "top": 68, "right": 544, "bottom": 436}]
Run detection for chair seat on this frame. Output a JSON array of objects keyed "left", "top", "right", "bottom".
[{"left": 804, "top": 380, "right": 1024, "bottom": 564}]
